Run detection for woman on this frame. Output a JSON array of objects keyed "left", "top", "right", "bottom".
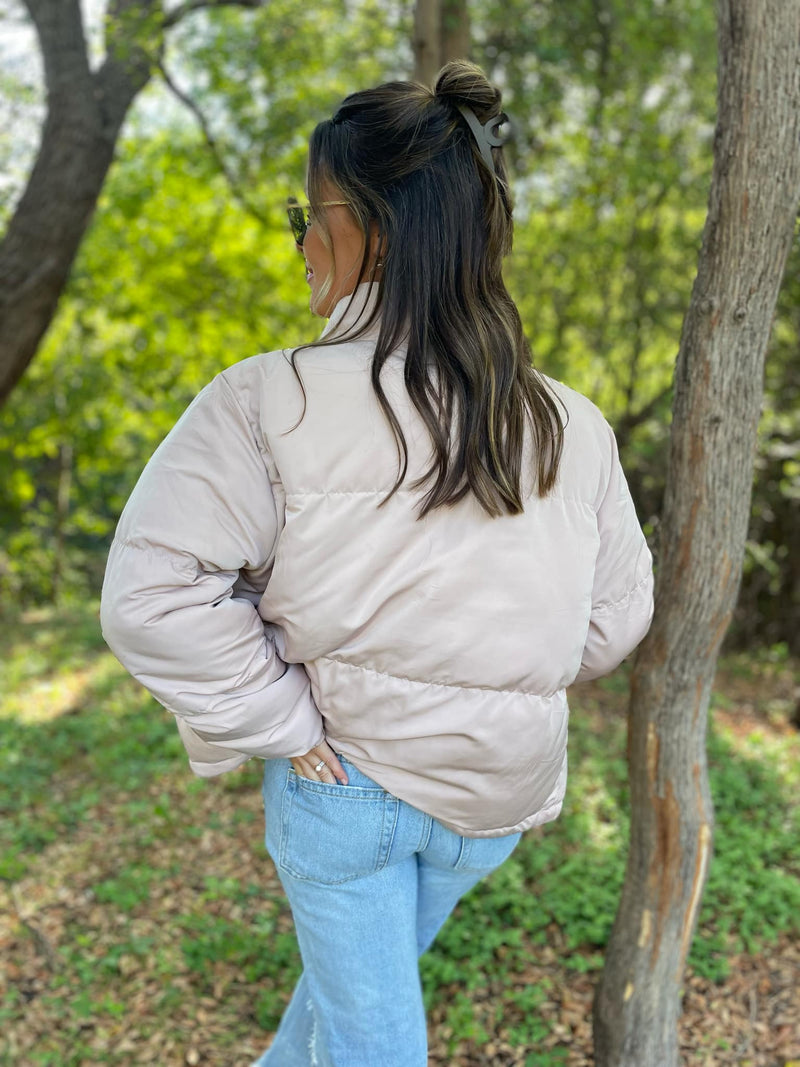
[{"left": 101, "top": 61, "right": 653, "bottom": 1067}]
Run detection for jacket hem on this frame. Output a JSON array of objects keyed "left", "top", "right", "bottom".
[{"left": 432, "top": 799, "right": 565, "bottom": 838}]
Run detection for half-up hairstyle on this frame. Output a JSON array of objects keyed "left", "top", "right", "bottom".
[{"left": 298, "top": 60, "right": 565, "bottom": 517}]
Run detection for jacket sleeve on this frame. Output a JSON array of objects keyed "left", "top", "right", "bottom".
[
  {"left": 575, "top": 423, "right": 654, "bottom": 683},
  {"left": 100, "top": 372, "right": 325, "bottom": 776}
]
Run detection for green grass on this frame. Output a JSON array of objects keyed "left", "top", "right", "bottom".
[{"left": 1, "top": 601, "right": 799, "bottom": 1064}]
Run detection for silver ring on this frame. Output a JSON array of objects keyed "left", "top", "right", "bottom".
[{"left": 314, "top": 760, "right": 326, "bottom": 773}]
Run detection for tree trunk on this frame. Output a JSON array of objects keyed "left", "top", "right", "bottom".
[
  {"left": 440, "top": 0, "right": 470, "bottom": 67},
  {"left": 0, "top": 0, "right": 160, "bottom": 407},
  {"left": 412, "top": 0, "right": 469, "bottom": 86},
  {"left": 593, "top": 2, "right": 800, "bottom": 1065},
  {"left": 413, "top": 0, "right": 442, "bottom": 85}
]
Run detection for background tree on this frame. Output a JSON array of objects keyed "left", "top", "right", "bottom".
[
  {"left": 0, "top": 0, "right": 267, "bottom": 407},
  {"left": 413, "top": 0, "right": 470, "bottom": 84},
  {"left": 593, "top": 1, "right": 800, "bottom": 1064}
]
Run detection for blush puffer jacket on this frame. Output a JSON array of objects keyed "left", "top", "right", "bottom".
[{"left": 101, "top": 284, "right": 654, "bottom": 837}]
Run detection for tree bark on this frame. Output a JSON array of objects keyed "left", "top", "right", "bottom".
[
  {"left": 412, "top": 0, "right": 469, "bottom": 86},
  {"left": 593, "top": 2, "right": 800, "bottom": 1065}
]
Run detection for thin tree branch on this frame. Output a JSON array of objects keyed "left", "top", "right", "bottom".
[
  {"left": 96, "top": 0, "right": 162, "bottom": 137},
  {"left": 157, "top": 61, "right": 270, "bottom": 227},
  {"left": 6, "top": 883, "right": 60, "bottom": 973},
  {"left": 615, "top": 384, "right": 673, "bottom": 449},
  {"left": 162, "top": 0, "right": 264, "bottom": 29},
  {"left": 589, "top": 0, "right": 612, "bottom": 137}
]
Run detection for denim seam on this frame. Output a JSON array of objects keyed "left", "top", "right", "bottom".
[
  {"left": 277, "top": 767, "right": 295, "bottom": 876},
  {"left": 418, "top": 813, "right": 433, "bottom": 853},
  {"left": 454, "top": 836, "right": 473, "bottom": 870},
  {"left": 289, "top": 774, "right": 386, "bottom": 801},
  {"left": 377, "top": 796, "right": 400, "bottom": 871}
]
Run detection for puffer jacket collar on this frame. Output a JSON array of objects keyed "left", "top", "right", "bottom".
[{"left": 320, "top": 282, "right": 383, "bottom": 343}]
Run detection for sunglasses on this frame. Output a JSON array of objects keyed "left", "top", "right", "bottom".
[{"left": 286, "top": 196, "right": 349, "bottom": 246}]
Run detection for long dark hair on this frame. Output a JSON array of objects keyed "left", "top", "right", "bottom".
[{"left": 295, "top": 60, "right": 564, "bottom": 518}]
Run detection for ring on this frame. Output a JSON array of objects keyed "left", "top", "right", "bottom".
[{"left": 314, "top": 760, "right": 326, "bottom": 773}]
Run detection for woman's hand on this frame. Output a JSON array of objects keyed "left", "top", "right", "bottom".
[{"left": 290, "top": 738, "right": 349, "bottom": 784}]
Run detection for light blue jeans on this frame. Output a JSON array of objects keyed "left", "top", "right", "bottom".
[{"left": 254, "top": 754, "right": 521, "bottom": 1067}]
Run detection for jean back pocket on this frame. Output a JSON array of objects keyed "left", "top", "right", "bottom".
[{"left": 276, "top": 769, "right": 399, "bottom": 885}]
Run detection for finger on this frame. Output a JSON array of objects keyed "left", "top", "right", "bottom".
[
  {"left": 290, "top": 746, "right": 348, "bottom": 785},
  {"left": 290, "top": 755, "right": 319, "bottom": 779},
  {"left": 315, "top": 742, "right": 348, "bottom": 785}
]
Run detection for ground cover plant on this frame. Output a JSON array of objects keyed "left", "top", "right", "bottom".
[{"left": 1, "top": 601, "right": 798, "bottom": 1066}]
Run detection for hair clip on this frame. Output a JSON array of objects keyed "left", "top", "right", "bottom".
[{"left": 457, "top": 105, "right": 510, "bottom": 176}]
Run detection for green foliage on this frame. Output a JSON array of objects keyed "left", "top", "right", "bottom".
[
  {"left": 476, "top": 0, "right": 717, "bottom": 425},
  {"left": 181, "top": 911, "right": 303, "bottom": 1032},
  {"left": 181, "top": 912, "right": 279, "bottom": 978},
  {"left": 164, "top": 0, "right": 408, "bottom": 187},
  {"left": 696, "top": 710, "right": 800, "bottom": 979},
  {"left": 93, "top": 866, "right": 161, "bottom": 912},
  {"left": 0, "top": 128, "right": 309, "bottom": 603},
  {"left": 1, "top": 0, "right": 796, "bottom": 648}
]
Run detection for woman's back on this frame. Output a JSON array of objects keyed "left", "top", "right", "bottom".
[{"left": 103, "top": 282, "right": 652, "bottom": 835}]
